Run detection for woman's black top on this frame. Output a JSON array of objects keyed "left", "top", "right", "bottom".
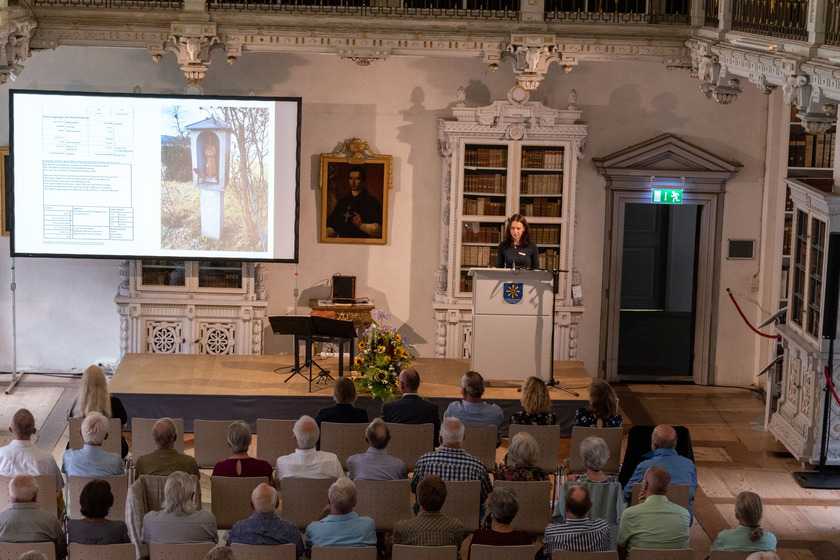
[{"left": 496, "top": 242, "right": 540, "bottom": 269}]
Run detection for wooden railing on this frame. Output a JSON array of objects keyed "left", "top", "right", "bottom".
[{"left": 731, "top": 0, "right": 808, "bottom": 40}]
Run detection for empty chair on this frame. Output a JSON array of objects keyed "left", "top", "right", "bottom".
[
  {"left": 211, "top": 476, "right": 266, "bottom": 530},
  {"left": 194, "top": 419, "right": 240, "bottom": 469},
  {"left": 320, "top": 422, "right": 368, "bottom": 470},
  {"left": 708, "top": 552, "right": 753, "bottom": 560},
  {"left": 461, "top": 425, "right": 498, "bottom": 471},
  {"left": 149, "top": 542, "right": 215, "bottom": 560},
  {"left": 68, "top": 475, "right": 129, "bottom": 521},
  {"left": 230, "top": 543, "right": 297, "bottom": 560},
  {"left": 553, "top": 551, "right": 619, "bottom": 560},
  {"left": 439, "top": 479, "right": 481, "bottom": 533},
  {"left": 508, "top": 424, "right": 562, "bottom": 473},
  {"left": 630, "top": 484, "right": 690, "bottom": 508},
  {"left": 626, "top": 549, "right": 694, "bottom": 560},
  {"left": 0, "top": 542, "right": 55, "bottom": 560},
  {"left": 256, "top": 419, "right": 297, "bottom": 465},
  {"left": 68, "top": 542, "right": 135, "bottom": 560},
  {"left": 493, "top": 480, "right": 553, "bottom": 534},
  {"left": 311, "top": 546, "right": 378, "bottom": 560},
  {"left": 0, "top": 474, "right": 57, "bottom": 515},
  {"left": 392, "top": 544, "right": 459, "bottom": 560},
  {"left": 69, "top": 417, "right": 122, "bottom": 455},
  {"left": 131, "top": 418, "right": 185, "bottom": 458},
  {"left": 566, "top": 426, "right": 623, "bottom": 474},
  {"left": 385, "top": 423, "right": 434, "bottom": 471},
  {"left": 470, "top": 544, "right": 536, "bottom": 560},
  {"left": 354, "top": 479, "right": 412, "bottom": 532},
  {"left": 278, "top": 476, "right": 336, "bottom": 530}
]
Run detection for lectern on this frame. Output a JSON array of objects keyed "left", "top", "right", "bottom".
[{"left": 469, "top": 268, "right": 553, "bottom": 382}]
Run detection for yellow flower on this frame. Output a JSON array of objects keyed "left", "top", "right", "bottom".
[
  {"left": 354, "top": 357, "right": 364, "bottom": 366},
  {"left": 358, "top": 341, "right": 366, "bottom": 350},
  {"left": 377, "top": 346, "right": 386, "bottom": 354},
  {"left": 396, "top": 334, "right": 402, "bottom": 341},
  {"left": 383, "top": 356, "right": 391, "bottom": 363}
]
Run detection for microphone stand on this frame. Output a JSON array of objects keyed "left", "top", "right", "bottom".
[{"left": 546, "top": 268, "right": 578, "bottom": 396}]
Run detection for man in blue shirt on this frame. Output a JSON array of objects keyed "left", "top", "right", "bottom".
[
  {"left": 346, "top": 419, "right": 407, "bottom": 480},
  {"left": 444, "top": 371, "right": 503, "bottom": 429},
  {"left": 623, "top": 424, "right": 697, "bottom": 519},
  {"left": 304, "top": 478, "right": 376, "bottom": 550},
  {"left": 226, "top": 483, "right": 303, "bottom": 557},
  {"left": 62, "top": 412, "right": 124, "bottom": 478}
]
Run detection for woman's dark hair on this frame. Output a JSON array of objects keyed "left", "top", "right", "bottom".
[
  {"left": 502, "top": 214, "right": 531, "bottom": 247},
  {"left": 80, "top": 478, "right": 114, "bottom": 519}
]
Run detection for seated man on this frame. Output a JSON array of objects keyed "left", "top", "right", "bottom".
[
  {"left": 444, "top": 371, "right": 503, "bottom": 429},
  {"left": 0, "top": 475, "right": 66, "bottom": 560},
  {"left": 393, "top": 475, "right": 462, "bottom": 549},
  {"left": 347, "top": 419, "right": 407, "bottom": 480},
  {"left": 304, "top": 478, "right": 376, "bottom": 549},
  {"left": 134, "top": 418, "right": 200, "bottom": 478},
  {"left": 543, "top": 484, "right": 611, "bottom": 556},
  {"left": 141, "top": 471, "right": 218, "bottom": 546},
  {"left": 275, "top": 415, "right": 345, "bottom": 482},
  {"left": 623, "top": 424, "right": 697, "bottom": 519},
  {"left": 62, "top": 412, "right": 125, "bottom": 477},
  {"left": 617, "top": 466, "right": 690, "bottom": 559},
  {"left": 0, "top": 409, "right": 64, "bottom": 491},
  {"left": 226, "top": 483, "right": 304, "bottom": 557},
  {"left": 381, "top": 368, "right": 441, "bottom": 447}
]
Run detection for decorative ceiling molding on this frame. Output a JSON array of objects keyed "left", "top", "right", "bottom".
[{"left": 0, "top": 10, "right": 37, "bottom": 84}]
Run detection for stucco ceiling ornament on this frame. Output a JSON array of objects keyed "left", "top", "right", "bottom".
[
  {"left": 797, "top": 103, "right": 837, "bottom": 135},
  {"left": 782, "top": 74, "right": 809, "bottom": 107},
  {"left": 0, "top": 20, "right": 37, "bottom": 84},
  {"left": 337, "top": 47, "right": 390, "bottom": 66},
  {"left": 148, "top": 23, "right": 221, "bottom": 86},
  {"left": 500, "top": 34, "right": 562, "bottom": 92}
]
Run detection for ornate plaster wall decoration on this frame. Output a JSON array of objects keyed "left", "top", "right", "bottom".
[
  {"left": 148, "top": 22, "right": 222, "bottom": 85},
  {"left": 501, "top": 34, "right": 562, "bottom": 92},
  {"left": 0, "top": 19, "right": 37, "bottom": 84}
]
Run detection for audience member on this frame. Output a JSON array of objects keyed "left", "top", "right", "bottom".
[
  {"left": 68, "top": 365, "right": 129, "bottom": 458},
  {"left": 212, "top": 421, "right": 273, "bottom": 483},
  {"left": 67, "top": 478, "right": 130, "bottom": 545},
  {"left": 617, "top": 466, "right": 690, "bottom": 559},
  {"left": 572, "top": 436, "right": 616, "bottom": 483},
  {"left": 303, "top": 478, "right": 376, "bottom": 549},
  {"left": 17, "top": 552, "right": 48, "bottom": 560},
  {"left": 392, "top": 475, "right": 462, "bottom": 550},
  {"left": 469, "top": 487, "right": 531, "bottom": 556},
  {"left": 134, "top": 418, "right": 199, "bottom": 478},
  {"left": 573, "top": 379, "right": 622, "bottom": 428},
  {"left": 623, "top": 424, "right": 697, "bottom": 519},
  {"left": 141, "top": 471, "right": 217, "bottom": 546},
  {"left": 510, "top": 377, "right": 556, "bottom": 425},
  {"left": 0, "top": 475, "right": 66, "bottom": 560},
  {"left": 494, "top": 432, "right": 548, "bottom": 481},
  {"left": 444, "top": 371, "right": 503, "bottom": 429},
  {"left": 275, "top": 415, "right": 345, "bottom": 482},
  {"left": 711, "top": 491, "right": 777, "bottom": 552},
  {"left": 746, "top": 553, "right": 780, "bottom": 560},
  {"left": 0, "top": 409, "right": 64, "bottom": 491},
  {"left": 226, "top": 483, "right": 304, "bottom": 557},
  {"left": 204, "top": 548, "right": 236, "bottom": 560},
  {"left": 346, "top": 419, "right": 407, "bottom": 480},
  {"left": 381, "top": 368, "right": 441, "bottom": 447},
  {"left": 315, "top": 377, "right": 369, "bottom": 428},
  {"left": 62, "top": 412, "right": 124, "bottom": 478},
  {"left": 412, "top": 418, "right": 492, "bottom": 503},
  {"left": 543, "top": 484, "right": 611, "bottom": 556}
]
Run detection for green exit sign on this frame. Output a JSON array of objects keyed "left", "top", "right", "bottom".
[{"left": 651, "top": 188, "right": 683, "bottom": 204}]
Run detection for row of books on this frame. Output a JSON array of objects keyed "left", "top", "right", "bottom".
[
  {"left": 539, "top": 249, "right": 560, "bottom": 270},
  {"left": 141, "top": 271, "right": 185, "bottom": 286},
  {"left": 463, "top": 197, "right": 506, "bottom": 216},
  {"left": 462, "top": 225, "right": 502, "bottom": 243},
  {"left": 521, "top": 148, "right": 564, "bottom": 170},
  {"left": 460, "top": 274, "right": 475, "bottom": 293},
  {"left": 200, "top": 273, "right": 243, "bottom": 289},
  {"left": 788, "top": 131, "right": 836, "bottom": 168},
  {"left": 461, "top": 245, "right": 498, "bottom": 266},
  {"left": 521, "top": 198, "right": 561, "bottom": 217},
  {"left": 463, "top": 173, "right": 506, "bottom": 193},
  {"left": 464, "top": 146, "right": 508, "bottom": 167},
  {"left": 521, "top": 173, "right": 563, "bottom": 194},
  {"left": 531, "top": 224, "right": 561, "bottom": 244}
]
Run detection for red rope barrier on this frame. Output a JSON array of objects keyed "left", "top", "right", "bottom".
[
  {"left": 824, "top": 365, "right": 840, "bottom": 407},
  {"left": 726, "top": 288, "right": 781, "bottom": 339}
]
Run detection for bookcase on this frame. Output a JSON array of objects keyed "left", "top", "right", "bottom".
[{"left": 433, "top": 89, "right": 587, "bottom": 361}]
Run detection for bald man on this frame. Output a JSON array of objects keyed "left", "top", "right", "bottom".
[
  {"left": 623, "top": 424, "right": 697, "bottom": 519},
  {"left": 617, "top": 466, "right": 690, "bottom": 559},
  {"left": 134, "top": 418, "right": 199, "bottom": 478},
  {"left": 0, "top": 409, "right": 63, "bottom": 491},
  {"left": 0, "top": 475, "right": 67, "bottom": 560},
  {"left": 226, "top": 483, "right": 303, "bottom": 557},
  {"left": 381, "top": 369, "right": 441, "bottom": 447}
]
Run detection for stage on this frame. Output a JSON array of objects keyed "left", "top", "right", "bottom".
[{"left": 109, "top": 353, "right": 592, "bottom": 435}]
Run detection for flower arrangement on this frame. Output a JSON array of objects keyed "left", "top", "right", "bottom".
[{"left": 353, "top": 310, "right": 415, "bottom": 402}]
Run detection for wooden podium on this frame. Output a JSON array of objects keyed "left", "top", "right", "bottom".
[{"left": 469, "top": 268, "right": 554, "bottom": 382}]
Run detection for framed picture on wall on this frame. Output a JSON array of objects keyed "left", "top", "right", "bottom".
[
  {"left": 1, "top": 147, "right": 9, "bottom": 237},
  {"left": 320, "top": 138, "right": 392, "bottom": 245}
]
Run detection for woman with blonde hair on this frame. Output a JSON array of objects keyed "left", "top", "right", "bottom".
[
  {"left": 573, "top": 378, "right": 622, "bottom": 428},
  {"left": 510, "top": 376, "right": 556, "bottom": 425},
  {"left": 712, "top": 491, "right": 777, "bottom": 552},
  {"left": 68, "top": 365, "right": 128, "bottom": 457}
]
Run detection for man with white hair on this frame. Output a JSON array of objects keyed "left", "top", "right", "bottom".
[
  {"left": 141, "top": 471, "right": 217, "bottom": 545},
  {"left": 275, "top": 415, "right": 345, "bottom": 482},
  {"left": 411, "top": 417, "right": 492, "bottom": 503},
  {"left": 0, "top": 409, "right": 63, "bottom": 491},
  {"left": 61, "top": 412, "right": 124, "bottom": 477},
  {"left": 304, "top": 478, "right": 376, "bottom": 549},
  {"left": 134, "top": 418, "right": 199, "bottom": 478},
  {"left": 0, "top": 475, "right": 66, "bottom": 560},
  {"left": 226, "top": 483, "right": 304, "bottom": 557}
]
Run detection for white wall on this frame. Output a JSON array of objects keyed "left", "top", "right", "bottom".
[{"left": 0, "top": 46, "right": 772, "bottom": 386}]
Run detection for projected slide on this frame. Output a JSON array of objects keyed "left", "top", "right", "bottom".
[{"left": 10, "top": 91, "right": 300, "bottom": 262}]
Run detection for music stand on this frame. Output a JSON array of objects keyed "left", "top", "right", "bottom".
[{"left": 269, "top": 316, "right": 357, "bottom": 392}]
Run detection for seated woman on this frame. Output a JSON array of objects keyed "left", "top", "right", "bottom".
[
  {"left": 573, "top": 379, "right": 622, "bottom": 428},
  {"left": 67, "top": 478, "right": 130, "bottom": 545},
  {"left": 68, "top": 365, "right": 129, "bottom": 458},
  {"left": 510, "top": 376, "right": 557, "bottom": 425},
  {"left": 572, "top": 436, "right": 617, "bottom": 483},
  {"left": 712, "top": 491, "right": 777, "bottom": 552},
  {"left": 314, "top": 377, "right": 369, "bottom": 427},
  {"left": 469, "top": 487, "right": 531, "bottom": 558},
  {"left": 211, "top": 420, "right": 273, "bottom": 483},
  {"left": 142, "top": 472, "right": 217, "bottom": 546},
  {"left": 495, "top": 432, "right": 549, "bottom": 481}
]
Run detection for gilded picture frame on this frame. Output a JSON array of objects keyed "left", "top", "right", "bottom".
[
  {"left": 1, "top": 147, "right": 9, "bottom": 237},
  {"left": 320, "top": 138, "right": 392, "bottom": 245}
]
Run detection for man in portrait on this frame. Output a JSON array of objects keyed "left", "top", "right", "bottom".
[{"left": 326, "top": 165, "right": 383, "bottom": 239}]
